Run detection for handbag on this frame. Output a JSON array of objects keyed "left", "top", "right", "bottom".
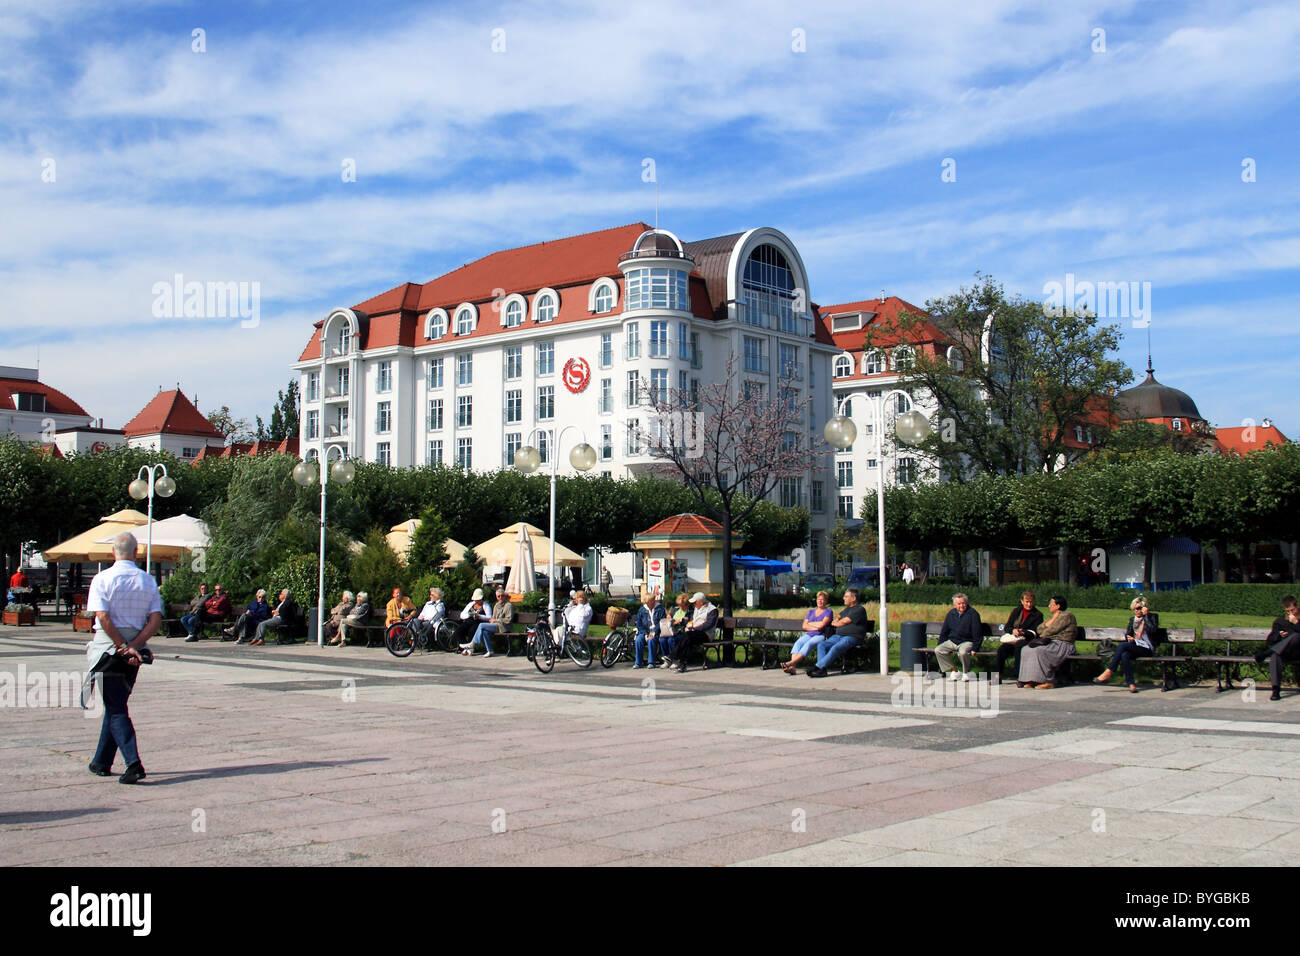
[{"left": 658, "top": 618, "right": 675, "bottom": 639}]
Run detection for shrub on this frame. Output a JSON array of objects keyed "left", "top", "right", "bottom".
[
  {"left": 160, "top": 564, "right": 206, "bottom": 607},
  {"left": 268, "top": 553, "right": 345, "bottom": 613}
]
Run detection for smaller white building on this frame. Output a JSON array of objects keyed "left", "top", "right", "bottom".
[
  {"left": 0, "top": 366, "right": 93, "bottom": 444},
  {"left": 122, "top": 389, "right": 225, "bottom": 461}
]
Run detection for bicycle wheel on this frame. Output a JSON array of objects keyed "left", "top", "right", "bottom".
[
  {"left": 534, "top": 623, "right": 556, "bottom": 674},
  {"left": 601, "top": 630, "right": 627, "bottom": 668},
  {"left": 567, "top": 630, "right": 594, "bottom": 669},
  {"left": 385, "top": 623, "right": 414, "bottom": 658},
  {"left": 434, "top": 620, "right": 459, "bottom": 653}
]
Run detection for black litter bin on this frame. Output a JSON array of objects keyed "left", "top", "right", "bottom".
[{"left": 899, "top": 620, "right": 927, "bottom": 671}]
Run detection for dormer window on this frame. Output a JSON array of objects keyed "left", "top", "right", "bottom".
[
  {"left": 12, "top": 392, "right": 46, "bottom": 413},
  {"left": 1172, "top": 418, "right": 1183, "bottom": 431},
  {"left": 834, "top": 355, "right": 852, "bottom": 378},
  {"left": 590, "top": 278, "right": 618, "bottom": 314},
  {"left": 893, "top": 346, "right": 915, "bottom": 372},
  {"left": 831, "top": 314, "right": 863, "bottom": 334},
  {"left": 504, "top": 299, "right": 523, "bottom": 328},
  {"left": 862, "top": 350, "right": 883, "bottom": 375},
  {"left": 454, "top": 304, "right": 477, "bottom": 335},
  {"left": 426, "top": 309, "right": 447, "bottom": 340},
  {"left": 533, "top": 288, "right": 559, "bottom": 323}
]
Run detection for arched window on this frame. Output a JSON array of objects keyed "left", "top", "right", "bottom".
[
  {"left": 834, "top": 355, "right": 852, "bottom": 378},
  {"left": 533, "top": 288, "right": 559, "bottom": 323},
  {"left": 590, "top": 278, "right": 618, "bottom": 314},
  {"left": 893, "top": 346, "right": 915, "bottom": 372},
  {"left": 741, "top": 243, "right": 799, "bottom": 332},
  {"left": 454, "top": 305, "right": 476, "bottom": 335},
  {"left": 425, "top": 309, "right": 447, "bottom": 340},
  {"left": 861, "top": 351, "right": 882, "bottom": 375},
  {"left": 945, "top": 345, "right": 965, "bottom": 372},
  {"left": 306, "top": 448, "right": 319, "bottom": 462},
  {"left": 1171, "top": 418, "right": 1183, "bottom": 431},
  {"left": 504, "top": 299, "right": 523, "bottom": 328}
]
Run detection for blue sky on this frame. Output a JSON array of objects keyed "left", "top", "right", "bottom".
[{"left": 1, "top": 0, "right": 1297, "bottom": 437}]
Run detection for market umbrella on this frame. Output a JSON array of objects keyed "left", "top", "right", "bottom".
[
  {"left": 91, "top": 513, "right": 210, "bottom": 562},
  {"left": 472, "top": 522, "right": 584, "bottom": 570},
  {"left": 504, "top": 524, "right": 535, "bottom": 596},
  {"left": 42, "top": 509, "right": 150, "bottom": 563}
]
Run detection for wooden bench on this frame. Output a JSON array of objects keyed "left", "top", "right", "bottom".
[
  {"left": 265, "top": 619, "right": 309, "bottom": 645},
  {"left": 341, "top": 620, "right": 386, "bottom": 648},
  {"left": 746, "top": 616, "right": 876, "bottom": 673},
  {"left": 915, "top": 622, "right": 998, "bottom": 673},
  {"left": 161, "top": 603, "right": 191, "bottom": 638},
  {"left": 1197, "top": 627, "right": 1290, "bottom": 693},
  {"left": 1067, "top": 626, "right": 1196, "bottom": 692}
]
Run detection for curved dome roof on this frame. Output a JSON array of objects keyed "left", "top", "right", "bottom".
[{"left": 1117, "top": 367, "right": 1203, "bottom": 422}]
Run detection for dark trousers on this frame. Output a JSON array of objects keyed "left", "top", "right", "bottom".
[
  {"left": 996, "top": 639, "right": 1027, "bottom": 676},
  {"left": 670, "top": 630, "right": 705, "bottom": 663},
  {"left": 1268, "top": 633, "right": 1300, "bottom": 687},
  {"left": 92, "top": 656, "right": 140, "bottom": 768},
  {"left": 1108, "top": 641, "right": 1154, "bottom": 684}
]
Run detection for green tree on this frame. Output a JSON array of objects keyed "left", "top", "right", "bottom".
[
  {"left": 348, "top": 529, "right": 412, "bottom": 604},
  {"left": 206, "top": 406, "right": 254, "bottom": 443},
  {"left": 257, "top": 379, "right": 300, "bottom": 442},
  {"left": 407, "top": 508, "right": 450, "bottom": 575}
]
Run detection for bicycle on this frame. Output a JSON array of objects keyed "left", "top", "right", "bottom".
[
  {"left": 527, "top": 618, "right": 593, "bottom": 673},
  {"left": 600, "top": 626, "right": 634, "bottom": 668},
  {"left": 385, "top": 614, "right": 458, "bottom": 658}
]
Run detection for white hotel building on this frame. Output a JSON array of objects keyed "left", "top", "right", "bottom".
[{"left": 292, "top": 223, "right": 845, "bottom": 567}]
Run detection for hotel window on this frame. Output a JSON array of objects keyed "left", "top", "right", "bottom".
[
  {"left": 867, "top": 458, "right": 878, "bottom": 469},
  {"left": 537, "top": 385, "right": 554, "bottom": 420},
  {"left": 337, "top": 366, "right": 349, "bottom": 396},
  {"left": 376, "top": 401, "right": 391, "bottom": 434},
  {"left": 838, "top": 495, "right": 854, "bottom": 520},
  {"left": 862, "top": 351, "right": 882, "bottom": 375},
  {"left": 896, "top": 393, "right": 910, "bottom": 414},
  {"left": 456, "top": 438, "right": 472, "bottom": 469},
  {"left": 690, "top": 332, "right": 701, "bottom": 368},
  {"left": 678, "top": 322, "right": 690, "bottom": 360},
  {"left": 780, "top": 343, "right": 799, "bottom": 379},
  {"left": 338, "top": 406, "right": 349, "bottom": 435},
  {"left": 306, "top": 372, "right": 319, "bottom": 402},
  {"left": 538, "top": 430, "right": 550, "bottom": 464},
  {"left": 897, "top": 458, "right": 917, "bottom": 485},
  {"left": 625, "top": 266, "right": 687, "bottom": 311},
  {"left": 780, "top": 477, "right": 801, "bottom": 509},
  {"left": 505, "top": 347, "right": 522, "bottom": 381},
  {"left": 690, "top": 378, "right": 700, "bottom": 409},
  {"left": 600, "top": 333, "right": 613, "bottom": 368},
  {"left": 536, "top": 342, "right": 555, "bottom": 376},
  {"left": 456, "top": 353, "right": 472, "bottom": 385},
  {"left": 625, "top": 420, "right": 643, "bottom": 455},
  {"left": 377, "top": 361, "right": 392, "bottom": 392},
  {"left": 426, "top": 440, "right": 443, "bottom": 465},
  {"left": 893, "top": 346, "right": 915, "bottom": 372},
  {"left": 457, "top": 395, "right": 472, "bottom": 428},
  {"left": 650, "top": 369, "right": 668, "bottom": 404},
  {"left": 837, "top": 460, "right": 853, "bottom": 488},
  {"left": 427, "top": 398, "right": 443, "bottom": 430},
  {"left": 306, "top": 410, "right": 319, "bottom": 439},
  {"left": 625, "top": 322, "right": 641, "bottom": 360},
  {"left": 679, "top": 370, "right": 687, "bottom": 396},
  {"left": 599, "top": 378, "right": 612, "bottom": 414},
  {"left": 427, "top": 358, "right": 443, "bottom": 389},
  {"left": 505, "top": 432, "right": 521, "bottom": 466},
  {"left": 426, "top": 310, "right": 446, "bottom": 339},
  {"left": 335, "top": 324, "right": 350, "bottom": 355},
  {"left": 505, "top": 299, "right": 524, "bottom": 328},
  {"left": 600, "top": 424, "right": 612, "bottom": 460},
  {"left": 306, "top": 448, "right": 319, "bottom": 462},
  {"left": 834, "top": 355, "right": 852, "bottom": 378},
  {"left": 743, "top": 337, "right": 766, "bottom": 374},
  {"left": 626, "top": 371, "right": 640, "bottom": 407},
  {"left": 505, "top": 389, "right": 523, "bottom": 423},
  {"left": 810, "top": 480, "right": 825, "bottom": 513},
  {"left": 649, "top": 321, "right": 669, "bottom": 358},
  {"left": 743, "top": 380, "right": 765, "bottom": 402},
  {"left": 377, "top": 442, "right": 391, "bottom": 466},
  {"left": 534, "top": 291, "right": 557, "bottom": 323},
  {"left": 594, "top": 282, "right": 615, "bottom": 314},
  {"left": 455, "top": 307, "right": 475, "bottom": 336}
]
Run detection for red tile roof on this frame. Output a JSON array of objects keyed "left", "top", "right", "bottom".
[
  {"left": 0, "top": 377, "right": 90, "bottom": 417},
  {"left": 189, "top": 437, "right": 300, "bottom": 463},
  {"left": 637, "top": 514, "right": 726, "bottom": 537},
  {"left": 818, "top": 297, "right": 945, "bottom": 352},
  {"left": 122, "top": 389, "right": 224, "bottom": 439},
  {"left": 1215, "top": 424, "right": 1291, "bottom": 456}
]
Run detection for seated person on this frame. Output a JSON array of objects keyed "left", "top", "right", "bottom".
[
  {"left": 195, "top": 584, "right": 232, "bottom": 637},
  {"left": 464, "top": 587, "right": 513, "bottom": 657},
  {"left": 408, "top": 587, "right": 445, "bottom": 640},
  {"left": 807, "top": 588, "right": 868, "bottom": 678},
  {"left": 335, "top": 591, "right": 371, "bottom": 646},
  {"left": 935, "top": 593, "right": 984, "bottom": 681},
  {"left": 673, "top": 592, "right": 718, "bottom": 673},
  {"left": 224, "top": 589, "right": 271, "bottom": 644},
  {"left": 562, "top": 588, "right": 594, "bottom": 647},
  {"left": 1254, "top": 595, "right": 1300, "bottom": 702},
  {"left": 322, "top": 590, "right": 355, "bottom": 643},
  {"left": 455, "top": 589, "right": 490, "bottom": 648},
  {"left": 1093, "top": 596, "right": 1159, "bottom": 693},
  {"left": 782, "top": 590, "right": 834, "bottom": 674},
  {"left": 660, "top": 592, "right": 693, "bottom": 668},
  {"left": 1017, "top": 596, "right": 1078, "bottom": 689},
  {"left": 181, "top": 583, "right": 210, "bottom": 641},
  {"left": 386, "top": 588, "right": 415, "bottom": 628},
  {"left": 995, "top": 591, "right": 1044, "bottom": 679},
  {"left": 634, "top": 592, "right": 667, "bottom": 669},
  {"left": 251, "top": 588, "right": 300, "bottom": 646}
]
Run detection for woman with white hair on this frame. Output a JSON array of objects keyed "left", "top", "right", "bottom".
[
  {"left": 322, "top": 590, "right": 355, "bottom": 644},
  {"left": 1093, "top": 596, "right": 1159, "bottom": 693},
  {"left": 223, "top": 588, "right": 270, "bottom": 644},
  {"left": 335, "top": 591, "right": 371, "bottom": 646}
]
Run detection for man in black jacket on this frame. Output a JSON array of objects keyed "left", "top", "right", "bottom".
[
  {"left": 935, "top": 593, "right": 983, "bottom": 681},
  {"left": 251, "top": 589, "right": 300, "bottom": 646},
  {"left": 1256, "top": 596, "right": 1300, "bottom": 701},
  {"left": 995, "top": 591, "right": 1044, "bottom": 680}
]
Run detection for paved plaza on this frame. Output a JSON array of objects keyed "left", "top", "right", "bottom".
[{"left": 4, "top": 623, "right": 1300, "bottom": 866}]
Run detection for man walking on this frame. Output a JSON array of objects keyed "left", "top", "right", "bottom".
[{"left": 85, "top": 531, "right": 161, "bottom": 785}]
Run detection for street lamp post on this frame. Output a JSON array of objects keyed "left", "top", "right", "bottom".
[
  {"left": 128, "top": 464, "right": 176, "bottom": 576},
  {"left": 293, "top": 444, "right": 355, "bottom": 647},
  {"left": 824, "top": 390, "right": 931, "bottom": 675},
  {"left": 512, "top": 426, "right": 597, "bottom": 627}
]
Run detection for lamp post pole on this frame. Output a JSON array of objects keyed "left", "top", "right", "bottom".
[
  {"left": 128, "top": 464, "right": 175, "bottom": 577},
  {"left": 293, "top": 443, "right": 353, "bottom": 647},
  {"left": 825, "top": 389, "right": 930, "bottom": 675},
  {"left": 513, "top": 425, "right": 596, "bottom": 627}
]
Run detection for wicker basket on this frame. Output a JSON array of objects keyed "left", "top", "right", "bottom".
[{"left": 605, "top": 606, "right": 629, "bottom": 628}]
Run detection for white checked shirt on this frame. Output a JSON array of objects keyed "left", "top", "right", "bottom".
[{"left": 85, "top": 559, "right": 162, "bottom": 663}]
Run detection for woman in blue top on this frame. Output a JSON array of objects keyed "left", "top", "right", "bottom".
[
  {"left": 633, "top": 592, "right": 667, "bottom": 668},
  {"left": 782, "top": 591, "right": 834, "bottom": 674}
]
